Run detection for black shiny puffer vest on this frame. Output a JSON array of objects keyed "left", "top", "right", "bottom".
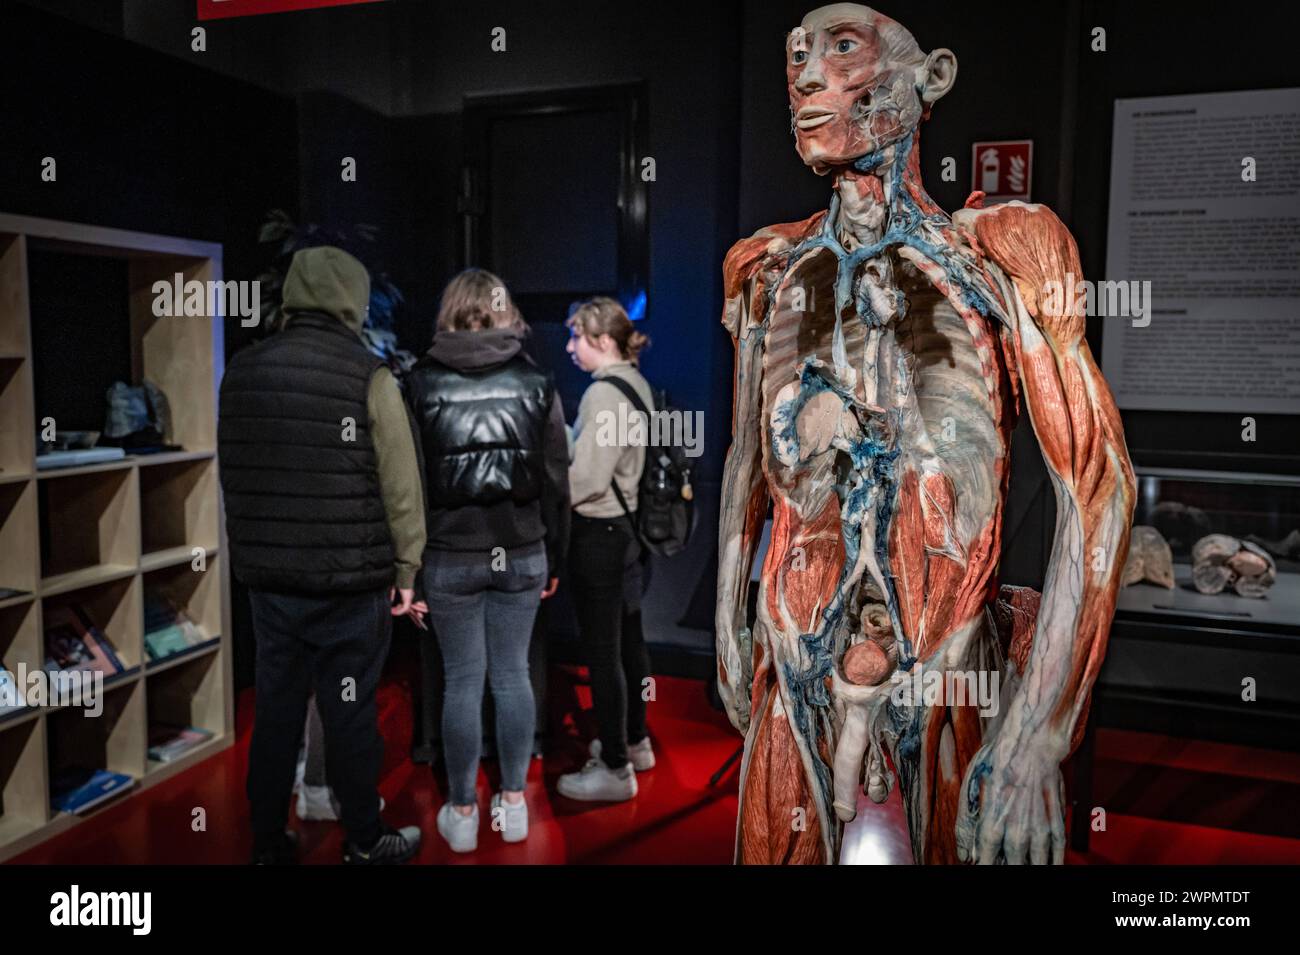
[{"left": 406, "top": 354, "right": 554, "bottom": 511}]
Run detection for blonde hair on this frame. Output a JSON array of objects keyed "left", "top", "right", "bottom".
[
  {"left": 565, "top": 296, "right": 650, "bottom": 362},
  {"left": 435, "top": 268, "right": 525, "bottom": 333}
]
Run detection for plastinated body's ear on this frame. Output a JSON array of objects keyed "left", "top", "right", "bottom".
[{"left": 918, "top": 48, "right": 957, "bottom": 103}]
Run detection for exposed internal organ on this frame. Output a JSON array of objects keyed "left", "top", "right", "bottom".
[
  {"left": 842, "top": 602, "right": 896, "bottom": 686},
  {"left": 1191, "top": 533, "right": 1277, "bottom": 598},
  {"left": 1121, "top": 525, "right": 1175, "bottom": 589}
]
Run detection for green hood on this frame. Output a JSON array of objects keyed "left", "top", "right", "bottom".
[{"left": 281, "top": 245, "right": 370, "bottom": 335}]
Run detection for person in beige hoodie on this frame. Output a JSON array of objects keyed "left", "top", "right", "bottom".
[{"left": 557, "top": 297, "right": 658, "bottom": 803}]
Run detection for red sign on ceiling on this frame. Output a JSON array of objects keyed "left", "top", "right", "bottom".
[{"left": 198, "top": 0, "right": 386, "bottom": 20}]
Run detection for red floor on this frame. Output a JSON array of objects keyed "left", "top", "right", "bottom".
[{"left": 13, "top": 663, "right": 1300, "bottom": 864}]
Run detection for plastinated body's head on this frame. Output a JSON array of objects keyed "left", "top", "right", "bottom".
[{"left": 787, "top": 3, "right": 956, "bottom": 173}]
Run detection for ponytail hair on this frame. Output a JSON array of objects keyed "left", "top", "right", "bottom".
[{"left": 565, "top": 296, "right": 650, "bottom": 363}]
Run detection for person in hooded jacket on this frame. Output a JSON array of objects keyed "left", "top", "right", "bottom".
[
  {"left": 405, "top": 269, "right": 570, "bottom": 852},
  {"left": 219, "top": 245, "right": 425, "bottom": 865}
]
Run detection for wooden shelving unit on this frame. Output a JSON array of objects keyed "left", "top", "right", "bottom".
[{"left": 0, "top": 213, "right": 232, "bottom": 862}]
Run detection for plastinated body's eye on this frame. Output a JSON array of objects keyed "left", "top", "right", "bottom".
[
  {"left": 835, "top": 38, "right": 857, "bottom": 54},
  {"left": 791, "top": 50, "right": 808, "bottom": 65}
]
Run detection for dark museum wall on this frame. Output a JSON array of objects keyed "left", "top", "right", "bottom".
[
  {"left": 1071, "top": 0, "right": 1300, "bottom": 474},
  {"left": 0, "top": 3, "right": 299, "bottom": 299},
  {"left": 5, "top": 0, "right": 1298, "bottom": 680}
]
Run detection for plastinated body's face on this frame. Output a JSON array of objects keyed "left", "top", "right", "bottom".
[{"left": 787, "top": 3, "right": 929, "bottom": 173}]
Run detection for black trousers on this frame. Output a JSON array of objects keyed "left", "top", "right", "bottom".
[
  {"left": 247, "top": 587, "right": 390, "bottom": 849},
  {"left": 568, "top": 514, "right": 651, "bottom": 770}
]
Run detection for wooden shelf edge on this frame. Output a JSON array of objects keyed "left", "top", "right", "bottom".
[
  {"left": 144, "top": 732, "right": 228, "bottom": 779},
  {"left": 140, "top": 545, "right": 220, "bottom": 574},
  {"left": 35, "top": 457, "right": 135, "bottom": 480},
  {"left": 0, "top": 704, "right": 41, "bottom": 730},
  {"left": 134, "top": 450, "right": 215, "bottom": 467},
  {"left": 0, "top": 472, "right": 34, "bottom": 486},
  {"left": 0, "top": 213, "right": 222, "bottom": 260},
  {"left": 34, "top": 451, "right": 215, "bottom": 482},
  {"left": 39, "top": 564, "right": 138, "bottom": 597},
  {"left": 42, "top": 668, "right": 143, "bottom": 715},
  {"left": 0, "top": 591, "right": 36, "bottom": 611},
  {"left": 144, "top": 637, "right": 222, "bottom": 675}
]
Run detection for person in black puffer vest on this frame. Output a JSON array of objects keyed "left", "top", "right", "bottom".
[
  {"left": 219, "top": 246, "right": 425, "bottom": 865},
  {"left": 405, "top": 269, "right": 570, "bottom": 852}
]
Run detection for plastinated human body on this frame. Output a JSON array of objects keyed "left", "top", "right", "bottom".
[{"left": 715, "top": 3, "right": 1136, "bottom": 865}]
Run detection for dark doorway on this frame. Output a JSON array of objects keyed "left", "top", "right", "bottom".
[{"left": 461, "top": 83, "right": 650, "bottom": 412}]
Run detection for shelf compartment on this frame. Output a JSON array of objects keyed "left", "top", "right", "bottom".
[
  {"left": 146, "top": 649, "right": 224, "bottom": 740},
  {"left": 130, "top": 257, "right": 216, "bottom": 454},
  {"left": 42, "top": 575, "right": 143, "bottom": 675},
  {"left": 143, "top": 556, "right": 220, "bottom": 667},
  {"left": 0, "top": 479, "right": 37, "bottom": 598},
  {"left": 47, "top": 678, "right": 145, "bottom": 801},
  {"left": 0, "top": 718, "right": 48, "bottom": 842},
  {"left": 138, "top": 456, "right": 218, "bottom": 560},
  {"left": 38, "top": 465, "right": 139, "bottom": 585}
]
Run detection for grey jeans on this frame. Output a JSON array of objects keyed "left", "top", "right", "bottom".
[{"left": 422, "top": 542, "right": 547, "bottom": 805}]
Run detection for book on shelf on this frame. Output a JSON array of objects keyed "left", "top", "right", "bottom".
[
  {"left": 144, "top": 589, "right": 207, "bottom": 661},
  {"left": 147, "top": 724, "right": 214, "bottom": 763},
  {"left": 43, "top": 605, "right": 125, "bottom": 677},
  {"left": 35, "top": 447, "right": 126, "bottom": 471},
  {"left": 50, "top": 767, "right": 136, "bottom": 815}
]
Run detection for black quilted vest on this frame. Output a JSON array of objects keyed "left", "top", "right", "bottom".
[
  {"left": 218, "top": 313, "right": 395, "bottom": 593},
  {"left": 406, "top": 353, "right": 552, "bottom": 514}
]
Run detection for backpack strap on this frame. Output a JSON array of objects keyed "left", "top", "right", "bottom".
[
  {"left": 599, "top": 374, "right": 651, "bottom": 417},
  {"left": 598, "top": 376, "right": 651, "bottom": 547}
]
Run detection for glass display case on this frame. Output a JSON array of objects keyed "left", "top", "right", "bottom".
[
  {"left": 1116, "top": 467, "right": 1300, "bottom": 628},
  {"left": 1100, "top": 466, "right": 1300, "bottom": 749}
]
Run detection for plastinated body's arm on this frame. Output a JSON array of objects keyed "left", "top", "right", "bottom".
[{"left": 954, "top": 200, "right": 1137, "bottom": 864}]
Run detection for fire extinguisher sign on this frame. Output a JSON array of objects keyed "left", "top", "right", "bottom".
[{"left": 970, "top": 140, "right": 1033, "bottom": 203}]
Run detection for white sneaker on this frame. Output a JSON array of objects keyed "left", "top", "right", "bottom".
[
  {"left": 491, "top": 793, "right": 528, "bottom": 843},
  {"left": 556, "top": 758, "right": 638, "bottom": 802},
  {"left": 296, "top": 783, "right": 339, "bottom": 821},
  {"left": 437, "top": 803, "right": 479, "bottom": 853},
  {"left": 589, "top": 737, "right": 656, "bottom": 772},
  {"left": 296, "top": 785, "right": 385, "bottom": 822}
]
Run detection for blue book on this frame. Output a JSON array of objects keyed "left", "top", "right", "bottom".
[{"left": 50, "top": 768, "right": 135, "bottom": 815}]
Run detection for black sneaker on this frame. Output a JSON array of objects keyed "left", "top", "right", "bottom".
[
  {"left": 342, "top": 824, "right": 422, "bottom": 865},
  {"left": 251, "top": 830, "right": 299, "bottom": 865}
]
